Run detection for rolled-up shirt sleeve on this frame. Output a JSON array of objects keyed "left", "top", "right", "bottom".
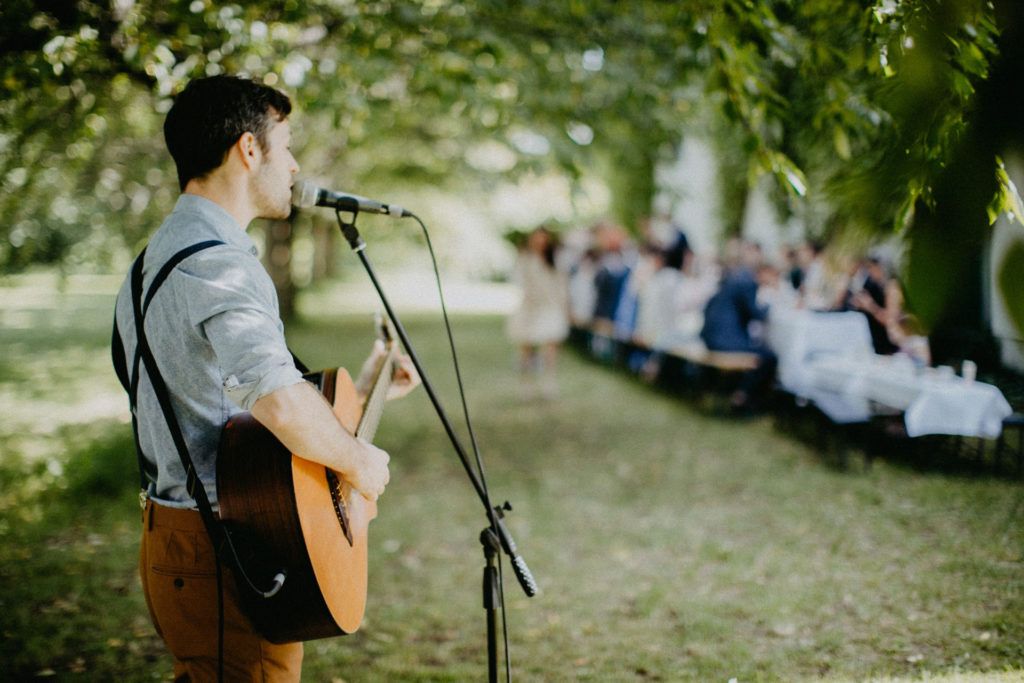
[{"left": 204, "top": 306, "right": 304, "bottom": 410}]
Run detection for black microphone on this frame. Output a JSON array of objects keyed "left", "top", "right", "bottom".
[{"left": 291, "top": 179, "right": 409, "bottom": 217}]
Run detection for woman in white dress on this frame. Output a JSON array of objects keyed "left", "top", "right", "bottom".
[{"left": 506, "top": 227, "right": 570, "bottom": 398}]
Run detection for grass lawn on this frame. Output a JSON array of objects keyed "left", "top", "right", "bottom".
[{"left": 1, "top": 273, "right": 1024, "bottom": 681}]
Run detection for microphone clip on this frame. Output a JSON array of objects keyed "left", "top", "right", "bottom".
[{"left": 334, "top": 207, "right": 366, "bottom": 252}]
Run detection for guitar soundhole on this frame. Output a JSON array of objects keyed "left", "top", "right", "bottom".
[{"left": 326, "top": 470, "right": 355, "bottom": 547}]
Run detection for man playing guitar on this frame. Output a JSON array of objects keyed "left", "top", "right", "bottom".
[{"left": 112, "top": 75, "right": 417, "bottom": 681}]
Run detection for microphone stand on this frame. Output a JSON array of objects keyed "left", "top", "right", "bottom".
[{"left": 332, "top": 209, "right": 538, "bottom": 682}]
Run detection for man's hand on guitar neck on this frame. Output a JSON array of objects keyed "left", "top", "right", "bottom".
[
  {"left": 354, "top": 339, "right": 421, "bottom": 403},
  {"left": 387, "top": 351, "right": 420, "bottom": 400},
  {"left": 251, "top": 381, "right": 391, "bottom": 501}
]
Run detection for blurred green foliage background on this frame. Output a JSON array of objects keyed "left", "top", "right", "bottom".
[{"left": 2, "top": 0, "right": 1023, "bottom": 337}]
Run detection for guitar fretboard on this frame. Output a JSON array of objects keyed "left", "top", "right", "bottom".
[{"left": 354, "top": 352, "right": 395, "bottom": 442}]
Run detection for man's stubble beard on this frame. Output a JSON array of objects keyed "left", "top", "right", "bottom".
[{"left": 252, "top": 168, "right": 292, "bottom": 221}]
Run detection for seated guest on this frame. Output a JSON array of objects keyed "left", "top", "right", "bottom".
[
  {"left": 634, "top": 242, "right": 682, "bottom": 350},
  {"left": 568, "top": 246, "right": 599, "bottom": 328},
  {"left": 779, "top": 243, "right": 802, "bottom": 291},
  {"left": 615, "top": 242, "right": 661, "bottom": 343},
  {"left": 795, "top": 240, "right": 831, "bottom": 310},
  {"left": 756, "top": 261, "right": 799, "bottom": 313},
  {"left": 834, "top": 254, "right": 867, "bottom": 313},
  {"left": 629, "top": 242, "right": 678, "bottom": 379},
  {"left": 700, "top": 249, "right": 777, "bottom": 412},
  {"left": 876, "top": 279, "right": 930, "bottom": 366},
  {"left": 675, "top": 251, "right": 719, "bottom": 344},
  {"left": 590, "top": 222, "right": 631, "bottom": 335},
  {"left": 849, "top": 256, "right": 900, "bottom": 355},
  {"left": 634, "top": 229, "right": 703, "bottom": 350}
]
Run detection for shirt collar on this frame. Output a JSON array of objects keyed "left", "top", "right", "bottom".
[{"left": 173, "top": 194, "right": 259, "bottom": 256}]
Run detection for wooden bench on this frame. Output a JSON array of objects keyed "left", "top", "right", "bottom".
[
  {"left": 571, "top": 326, "right": 763, "bottom": 408},
  {"left": 660, "top": 343, "right": 762, "bottom": 411},
  {"left": 667, "top": 343, "right": 761, "bottom": 372}
]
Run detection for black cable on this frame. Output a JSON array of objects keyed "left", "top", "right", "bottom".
[
  {"left": 496, "top": 544, "right": 512, "bottom": 681},
  {"left": 408, "top": 214, "right": 491, "bottom": 503},
  {"left": 407, "top": 213, "right": 514, "bottom": 681},
  {"left": 219, "top": 529, "right": 286, "bottom": 599}
]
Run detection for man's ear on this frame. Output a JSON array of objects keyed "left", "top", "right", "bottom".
[{"left": 235, "top": 131, "right": 260, "bottom": 170}]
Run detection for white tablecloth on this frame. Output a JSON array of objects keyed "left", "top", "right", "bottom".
[
  {"left": 767, "top": 309, "right": 1013, "bottom": 437},
  {"left": 806, "top": 355, "right": 1013, "bottom": 439},
  {"left": 767, "top": 309, "right": 876, "bottom": 423}
]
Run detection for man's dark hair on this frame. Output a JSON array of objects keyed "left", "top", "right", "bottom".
[{"left": 164, "top": 75, "right": 292, "bottom": 191}]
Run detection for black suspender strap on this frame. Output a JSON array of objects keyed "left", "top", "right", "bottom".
[
  {"left": 117, "top": 241, "right": 226, "bottom": 489},
  {"left": 126, "top": 241, "right": 226, "bottom": 549},
  {"left": 124, "top": 251, "right": 150, "bottom": 489},
  {"left": 112, "top": 322, "right": 130, "bottom": 394}
]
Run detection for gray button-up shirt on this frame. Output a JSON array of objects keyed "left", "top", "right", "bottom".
[{"left": 115, "top": 194, "right": 303, "bottom": 509}]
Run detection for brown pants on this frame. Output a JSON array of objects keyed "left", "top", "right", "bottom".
[{"left": 140, "top": 500, "right": 303, "bottom": 682}]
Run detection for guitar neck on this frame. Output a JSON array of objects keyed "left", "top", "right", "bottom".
[{"left": 354, "top": 344, "right": 398, "bottom": 443}]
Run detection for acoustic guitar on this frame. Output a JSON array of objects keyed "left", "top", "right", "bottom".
[{"left": 217, "top": 324, "right": 398, "bottom": 643}]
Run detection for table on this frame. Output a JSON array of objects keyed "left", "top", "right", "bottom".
[
  {"left": 806, "top": 354, "right": 1013, "bottom": 439},
  {"left": 766, "top": 309, "right": 1013, "bottom": 437},
  {"left": 767, "top": 309, "right": 876, "bottom": 422}
]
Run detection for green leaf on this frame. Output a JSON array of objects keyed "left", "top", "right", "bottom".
[{"left": 833, "top": 126, "right": 852, "bottom": 160}]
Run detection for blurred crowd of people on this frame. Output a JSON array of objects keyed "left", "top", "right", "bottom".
[{"left": 505, "top": 217, "right": 931, "bottom": 407}]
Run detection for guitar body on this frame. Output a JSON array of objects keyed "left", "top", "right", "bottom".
[{"left": 217, "top": 367, "right": 378, "bottom": 643}]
